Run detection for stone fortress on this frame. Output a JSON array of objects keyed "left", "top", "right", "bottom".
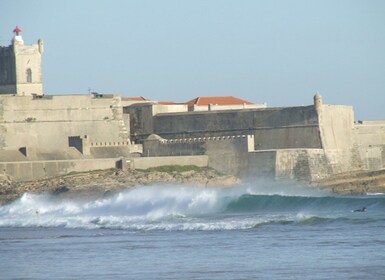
[{"left": 0, "top": 27, "right": 384, "bottom": 182}]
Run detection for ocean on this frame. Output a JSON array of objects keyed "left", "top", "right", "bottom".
[{"left": 1, "top": 181, "right": 385, "bottom": 279}]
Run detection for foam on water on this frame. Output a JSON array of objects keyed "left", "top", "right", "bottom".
[{"left": 0, "top": 182, "right": 383, "bottom": 231}]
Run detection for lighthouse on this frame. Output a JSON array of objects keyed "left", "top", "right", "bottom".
[{"left": 0, "top": 26, "right": 44, "bottom": 96}]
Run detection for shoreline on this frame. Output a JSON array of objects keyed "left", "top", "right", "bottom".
[
  {"left": 0, "top": 168, "right": 240, "bottom": 206},
  {"left": 2, "top": 168, "right": 385, "bottom": 206}
]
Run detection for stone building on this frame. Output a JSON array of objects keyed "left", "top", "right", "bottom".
[
  {"left": 0, "top": 26, "right": 384, "bottom": 183},
  {"left": 0, "top": 26, "right": 44, "bottom": 96}
]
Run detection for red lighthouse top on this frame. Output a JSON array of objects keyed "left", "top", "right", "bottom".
[{"left": 13, "top": 26, "right": 22, "bottom": 35}]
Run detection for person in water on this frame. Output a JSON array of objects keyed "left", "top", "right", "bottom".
[{"left": 353, "top": 207, "right": 367, "bottom": 212}]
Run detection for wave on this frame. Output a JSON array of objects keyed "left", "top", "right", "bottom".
[{"left": 0, "top": 183, "right": 384, "bottom": 231}]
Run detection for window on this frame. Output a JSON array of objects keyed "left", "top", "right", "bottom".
[{"left": 26, "top": 68, "right": 32, "bottom": 83}]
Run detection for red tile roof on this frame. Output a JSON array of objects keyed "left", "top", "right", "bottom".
[{"left": 185, "top": 96, "right": 253, "bottom": 106}]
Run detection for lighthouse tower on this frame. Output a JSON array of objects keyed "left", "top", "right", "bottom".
[{"left": 0, "top": 26, "right": 44, "bottom": 96}]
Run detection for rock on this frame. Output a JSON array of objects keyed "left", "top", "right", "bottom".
[
  {"left": 0, "top": 167, "right": 242, "bottom": 205},
  {"left": 52, "top": 186, "right": 70, "bottom": 195}
]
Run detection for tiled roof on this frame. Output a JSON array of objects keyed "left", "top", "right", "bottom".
[{"left": 185, "top": 96, "right": 253, "bottom": 106}]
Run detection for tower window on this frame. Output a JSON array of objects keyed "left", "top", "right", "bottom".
[{"left": 26, "top": 68, "right": 32, "bottom": 83}]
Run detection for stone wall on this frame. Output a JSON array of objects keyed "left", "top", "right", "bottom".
[
  {"left": 275, "top": 149, "right": 332, "bottom": 182},
  {"left": 0, "top": 94, "right": 129, "bottom": 150},
  {"left": 318, "top": 105, "right": 354, "bottom": 150},
  {"left": 0, "top": 35, "right": 43, "bottom": 96},
  {"left": 143, "top": 135, "right": 253, "bottom": 176},
  {"left": 131, "top": 155, "right": 209, "bottom": 170},
  {"left": 0, "top": 158, "right": 119, "bottom": 182},
  {"left": 151, "top": 105, "right": 322, "bottom": 150},
  {"left": 353, "top": 120, "right": 385, "bottom": 170},
  {"left": 315, "top": 104, "right": 364, "bottom": 174}
]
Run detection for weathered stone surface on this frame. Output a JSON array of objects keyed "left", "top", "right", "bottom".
[{"left": 312, "top": 169, "right": 385, "bottom": 195}]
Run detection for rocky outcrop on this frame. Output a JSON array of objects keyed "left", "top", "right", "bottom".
[
  {"left": 0, "top": 168, "right": 240, "bottom": 205},
  {"left": 312, "top": 169, "right": 385, "bottom": 195}
]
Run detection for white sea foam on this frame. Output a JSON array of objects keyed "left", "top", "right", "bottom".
[{"left": 0, "top": 182, "right": 333, "bottom": 230}]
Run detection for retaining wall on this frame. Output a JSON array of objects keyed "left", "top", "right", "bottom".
[
  {"left": 0, "top": 158, "right": 119, "bottom": 181},
  {"left": 131, "top": 155, "right": 209, "bottom": 170}
]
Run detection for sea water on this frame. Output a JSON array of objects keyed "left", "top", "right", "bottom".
[{"left": 1, "top": 181, "right": 385, "bottom": 279}]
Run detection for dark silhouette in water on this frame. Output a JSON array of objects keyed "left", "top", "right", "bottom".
[{"left": 353, "top": 207, "right": 367, "bottom": 212}]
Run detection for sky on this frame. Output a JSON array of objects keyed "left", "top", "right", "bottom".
[{"left": 1, "top": 0, "right": 385, "bottom": 120}]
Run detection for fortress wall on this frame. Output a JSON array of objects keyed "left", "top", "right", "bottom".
[
  {"left": 152, "top": 105, "right": 321, "bottom": 150},
  {"left": 275, "top": 149, "right": 331, "bottom": 182},
  {"left": 142, "top": 135, "right": 252, "bottom": 176},
  {"left": 353, "top": 123, "right": 385, "bottom": 147},
  {"left": 323, "top": 148, "right": 362, "bottom": 174},
  {"left": 204, "top": 136, "right": 251, "bottom": 176},
  {"left": 143, "top": 140, "right": 205, "bottom": 157},
  {"left": 245, "top": 151, "right": 277, "bottom": 178},
  {"left": 1, "top": 95, "right": 120, "bottom": 122},
  {"left": 153, "top": 110, "right": 255, "bottom": 137},
  {"left": 1, "top": 120, "right": 123, "bottom": 150},
  {"left": 0, "top": 150, "right": 26, "bottom": 161},
  {"left": 318, "top": 105, "right": 354, "bottom": 150},
  {"left": 124, "top": 103, "right": 154, "bottom": 143},
  {"left": 90, "top": 147, "right": 131, "bottom": 158},
  {"left": 254, "top": 126, "right": 321, "bottom": 150},
  {"left": 132, "top": 155, "right": 208, "bottom": 170},
  {"left": 356, "top": 147, "right": 383, "bottom": 170},
  {"left": 0, "top": 158, "right": 119, "bottom": 182},
  {"left": 317, "top": 105, "right": 359, "bottom": 174},
  {"left": 19, "top": 147, "right": 84, "bottom": 161},
  {"left": 353, "top": 122, "right": 385, "bottom": 170},
  {"left": 0, "top": 95, "right": 127, "bottom": 150}
]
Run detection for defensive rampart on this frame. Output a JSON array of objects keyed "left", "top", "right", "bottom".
[
  {"left": 149, "top": 105, "right": 322, "bottom": 151},
  {"left": 353, "top": 120, "right": 385, "bottom": 170},
  {"left": 143, "top": 134, "right": 332, "bottom": 181},
  {"left": 0, "top": 158, "right": 120, "bottom": 182},
  {"left": 0, "top": 94, "right": 129, "bottom": 150}
]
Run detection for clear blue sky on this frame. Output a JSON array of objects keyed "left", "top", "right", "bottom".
[{"left": 1, "top": 0, "right": 385, "bottom": 120}]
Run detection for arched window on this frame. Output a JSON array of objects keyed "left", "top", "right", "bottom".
[{"left": 26, "top": 68, "right": 32, "bottom": 83}]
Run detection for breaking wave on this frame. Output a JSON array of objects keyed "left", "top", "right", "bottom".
[{"left": 1, "top": 183, "right": 384, "bottom": 231}]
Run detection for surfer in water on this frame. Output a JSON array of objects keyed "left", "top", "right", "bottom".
[{"left": 353, "top": 207, "right": 367, "bottom": 212}]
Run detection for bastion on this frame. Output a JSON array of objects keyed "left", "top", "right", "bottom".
[{"left": 0, "top": 27, "right": 384, "bottom": 183}]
